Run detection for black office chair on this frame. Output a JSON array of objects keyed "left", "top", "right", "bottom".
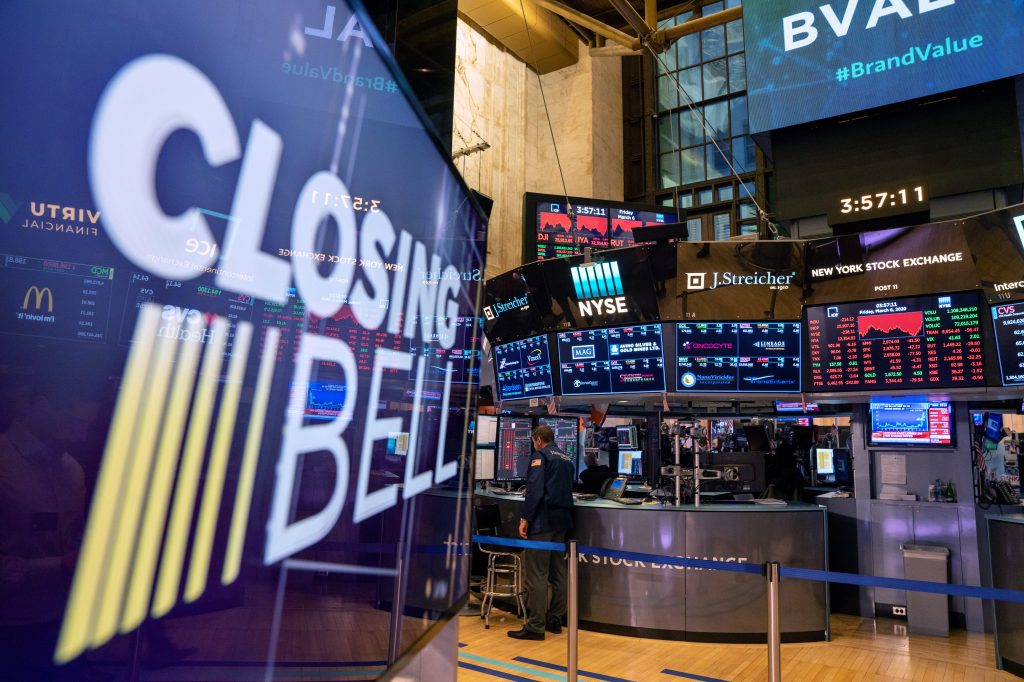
[{"left": 474, "top": 503, "right": 526, "bottom": 629}]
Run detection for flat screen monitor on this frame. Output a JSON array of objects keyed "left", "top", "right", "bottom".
[
  {"left": 618, "top": 450, "right": 643, "bottom": 477},
  {"left": 806, "top": 292, "right": 985, "bottom": 391},
  {"left": 496, "top": 417, "right": 534, "bottom": 481},
  {"left": 556, "top": 324, "right": 666, "bottom": 395},
  {"left": 675, "top": 321, "right": 801, "bottom": 392},
  {"left": 869, "top": 399, "right": 954, "bottom": 447},
  {"left": 775, "top": 401, "right": 819, "bottom": 413},
  {"left": 539, "top": 416, "right": 579, "bottom": 467},
  {"left": 616, "top": 425, "right": 638, "bottom": 448},
  {"left": 833, "top": 449, "right": 852, "bottom": 487},
  {"left": 990, "top": 303, "right": 1024, "bottom": 386},
  {"left": 744, "top": 425, "right": 771, "bottom": 452},
  {"left": 476, "top": 415, "right": 498, "bottom": 447},
  {"left": 526, "top": 192, "right": 680, "bottom": 261},
  {"left": 493, "top": 334, "right": 554, "bottom": 400},
  {"left": 815, "top": 448, "right": 835, "bottom": 476},
  {"left": 985, "top": 413, "right": 1003, "bottom": 443},
  {"left": 475, "top": 448, "right": 495, "bottom": 480}
]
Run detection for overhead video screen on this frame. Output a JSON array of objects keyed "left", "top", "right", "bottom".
[
  {"left": 556, "top": 324, "right": 666, "bottom": 395},
  {"left": 806, "top": 292, "right": 985, "bottom": 391},
  {"left": 493, "top": 333, "right": 554, "bottom": 400},
  {"left": 527, "top": 192, "right": 679, "bottom": 261},
  {"left": 0, "top": 0, "right": 485, "bottom": 677},
  {"left": 990, "top": 303, "right": 1024, "bottom": 386},
  {"left": 743, "top": 0, "right": 1024, "bottom": 133},
  {"left": 675, "top": 322, "right": 802, "bottom": 393},
  {"left": 869, "top": 398, "right": 954, "bottom": 447}
]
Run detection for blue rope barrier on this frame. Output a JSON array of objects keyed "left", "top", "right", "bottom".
[
  {"left": 781, "top": 565, "right": 1024, "bottom": 603},
  {"left": 469, "top": 534, "right": 1024, "bottom": 603},
  {"left": 471, "top": 534, "right": 566, "bottom": 551}
]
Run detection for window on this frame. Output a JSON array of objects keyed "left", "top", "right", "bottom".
[{"left": 652, "top": 0, "right": 758, "bottom": 241}]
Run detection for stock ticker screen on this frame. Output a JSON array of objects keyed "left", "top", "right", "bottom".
[
  {"left": 557, "top": 324, "right": 666, "bottom": 395},
  {"left": 538, "top": 416, "right": 579, "bottom": 467},
  {"left": 869, "top": 399, "right": 954, "bottom": 446},
  {"left": 1, "top": 254, "right": 116, "bottom": 343},
  {"left": 990, "top": 302, "right": 1024, "bottom": 386},
  {"left": 496, "top": 417, "right": 533, "bottom": 481},
  {"left": 806, "top": 292, "right": 985, "bottom": 391},
  {"left": 531, "top": 193, "right": 678, "bottom": 260},
  {"left": 493, "top": 334, "right": 554, "bottom": 400},
  {"left": 675, "top": 322, "right": 802, "bottom": 392}
]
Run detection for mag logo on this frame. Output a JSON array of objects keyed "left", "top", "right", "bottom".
[{"left": 570, "top": 261, "right": 627, "bottom": 316}]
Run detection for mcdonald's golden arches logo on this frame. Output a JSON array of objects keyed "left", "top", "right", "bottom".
[{"left": 23, "top": 285, "right": 53, "bottom": 312}]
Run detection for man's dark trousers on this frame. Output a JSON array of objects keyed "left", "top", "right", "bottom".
[{"left": 524, "top": 529, "right": 567, "bottom": 633}]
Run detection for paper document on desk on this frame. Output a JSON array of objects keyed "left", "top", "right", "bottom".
[{"left": 754, "top": 498, "right": 787, "bottom": 505}]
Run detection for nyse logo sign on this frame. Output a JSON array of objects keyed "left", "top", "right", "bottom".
[{"left": 570, "top": 262, "right": 627, "bottom": 316}]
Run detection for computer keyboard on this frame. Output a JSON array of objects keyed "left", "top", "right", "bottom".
[{"left": 614, "top": 498, "right": 643, "bottom": 505}]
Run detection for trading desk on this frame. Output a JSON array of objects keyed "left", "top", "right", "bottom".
[
  {"left": 475, "top": 491, "right": 829, "bottom": 642},
  {"left": 988, "top": 513, "right": 1024, "bottom": 676}
]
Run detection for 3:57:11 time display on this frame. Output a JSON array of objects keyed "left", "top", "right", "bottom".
[{"left": 839, "top": 185, "right": 925, "bottom": 215}]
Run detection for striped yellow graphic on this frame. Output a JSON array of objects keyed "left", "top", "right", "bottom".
[
  {"left": 54, "top": 303, "right": 280, "bottom": 664},
  {"left": 185, "top": 322, "right": 252, "bottom": 603},
  {"left": 223, "top": 326, "right": 281, "bottom": 585}
]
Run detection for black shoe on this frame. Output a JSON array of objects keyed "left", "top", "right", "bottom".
[
  {"left": 545, "top": 619, "right": 562, "bottom": 634},
  {"left": 507, "top": 627, "right": 545, "bottom": 640}
]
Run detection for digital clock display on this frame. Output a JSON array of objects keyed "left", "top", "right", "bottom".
[
  {"left": 830, "top": 185, "right": 927, "bottom": 225},
  {"left": 806, "top": 292, "right": 985, "bottom": 391}
]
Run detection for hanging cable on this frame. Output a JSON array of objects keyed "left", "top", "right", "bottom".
[{"left": 515, "top": 0, "right": 576, "bottom": 249}]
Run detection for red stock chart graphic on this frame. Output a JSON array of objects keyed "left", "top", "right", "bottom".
[
  {"left": 808, "top": 293, "right": 985, "bottom": 391},
  {"left": 857, "top": 311, "right": 924, "bottom": 339}
]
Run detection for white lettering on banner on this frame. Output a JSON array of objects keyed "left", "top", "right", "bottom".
[
  {"left": 303, "top": 5, "right": 374, "bottom": 47},
  {"left": 811, "top": 251, "right": 963, "bottom": 279},
  {"left": 577, "top": 296, "right": 628, "bottom": 316},
  {"left": 577, "top": 553, "right": 749, "bottom": 570},
  {"left": 88, "top": 54, "right": 471, "bottom": 566},
  {"left": 783, "top": 0, "right": 957, "bottom": 52}
]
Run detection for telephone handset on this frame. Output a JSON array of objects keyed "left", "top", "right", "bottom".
[
  {"left": 992, "top": 480, "right": 1021, "bottom": 505},
  {"left": 601, "top": 476, "right": 629, "bottom": 500}
]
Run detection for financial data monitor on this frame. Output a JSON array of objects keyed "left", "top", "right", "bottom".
[
  {"left": 475, "top": 448, "right": 495, "bottom": 480},
  {"left": 539, "top": 416, "right": 579, "bottom": 468},
  {"left": 496, "top": 417, "right": 533, "bottom": 481},
  {"left": 616, "top": 425, "right": 638, "bottom": 448},
  {"left": 618, "top": 450, "right": 643, "bottom": 477}
]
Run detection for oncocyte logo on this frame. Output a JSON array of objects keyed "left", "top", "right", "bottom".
[{"left": 570, "top": 262, "right": 627, "bottom": 316}]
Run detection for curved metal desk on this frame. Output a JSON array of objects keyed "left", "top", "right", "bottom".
[{"left": 476, "top": 491, "right": 829, "bottom": 642}]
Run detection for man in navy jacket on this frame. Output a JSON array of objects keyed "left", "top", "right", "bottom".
[{"left": 508, "top": 426, "right": 574, "bottom": 640}]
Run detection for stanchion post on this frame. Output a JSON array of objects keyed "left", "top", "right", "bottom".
[
  {"left": 766, "top": 561, "right": 781, "bottom": 682},
  {"left": 567, "top": 539, "right": 578, "bottom": 682}
]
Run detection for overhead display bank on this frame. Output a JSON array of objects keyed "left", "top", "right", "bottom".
[{"left": 485, "top": 202, "right": 1024, "bottom": 399}]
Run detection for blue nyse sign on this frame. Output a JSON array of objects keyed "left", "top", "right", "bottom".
[{"left": 743, "top": 0, "right": 1024, "bottom": 133}]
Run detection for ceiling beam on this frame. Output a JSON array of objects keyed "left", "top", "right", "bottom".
[
  {"left": 532, "top": 0, "right": 640, "bottom": 49},
  {"left": 660, "top": 4, "right": 741, "bottom": 42}
]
